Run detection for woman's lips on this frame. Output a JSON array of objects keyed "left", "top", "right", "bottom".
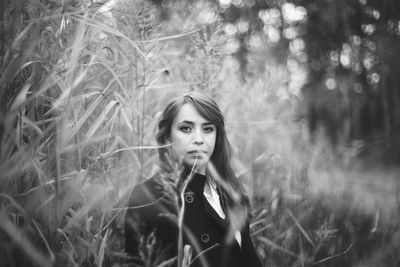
[{"left": 187, "top": 150, "right": 206, "bottom": 155}]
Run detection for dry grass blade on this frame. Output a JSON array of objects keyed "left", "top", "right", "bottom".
[
  {"left": 141, "top": 28, "right": 202, "bottom": 43},
  {"left": 0, "top": 194, "right": 26, "bottom": 214},
  {"left": 85, "top": 100, "right": 119, "bottom": 140},
  {"left": 61, "top": 135, "right": 109, "bottom": 153},
  {"left": 311, "top": 242, "right": 354, "bottom": 265},
  {"left": 52, "top": 60, "right": 94, "bottom": 110},
  {"left": 69, "top": 12, "right": 88, "bottom": 78},
  {"left": 10, "top": 22, "right": 33, "bottom": 50},
  {"left": 286, "top": 208, "right": 315, "bottom": 247},
  {"left": 182, "top": 244, "right": 192, "bottom": 267},
  {"left": 146, "top": 82, "right": 201, "bottom": 91},
  {"left": 63, "top": 94, "right": 103, "bottom": 145},
  {"left": 158, "top": 256, "right": 178, "bottom": 267},
  {"left": 0, "top": 212, "right": 53, "bottom": 267},
  {"left": 251, "top": 223, "right": 273, "bottom": 237},
  {"left": 177, "top": 162, "right": 197, "bottom": 267},
  {"left": 53, "top": 66, "right": 92, "bottom": 109},
  {"left": 98, "top": 227, "right": 109, "bottom": 267},
  {"left": 57, "top": 228, "right": 79, "bottom": 259},
  {"left": 98, "top": 143, "right": 172, "bottom": 158},
  {"left": 0, "top": 151, "right": 31, "bottom": 182},
  {"left": 31, "top": 220, "right": 56, "bottom": 262},
  {"left": 258, "top": 236, "right": 300, "bottom": 259},
  {"left": 189, "top": 243, "right": 219, "bottom": 266},
  {"left": 63, "top": 186, "right": 110, "bottom": 231},
  {"left": 69, "top": 91, "right": 103, "bottom": 104},
  {"left": 71, "top": 14, "right": 148, "bottom": 62},
  {"left": 94, "top": 62, "right": 130, "bottom": 99},
  {"left": 9, "top": 79, "right": 32, "bottom": 112},
  {"left": 120, "top": 106, "right": 133, "bottom": 131},
  {"left": 21, "top": 115, "right": 44, "bottom": 136}
]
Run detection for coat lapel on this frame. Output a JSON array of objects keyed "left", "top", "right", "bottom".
[
  {"left": 186, "top": 172, "right": 229, "bottom": 229},
  {"left": 202, "top": 195, "right": 229, "bottom": 228}
]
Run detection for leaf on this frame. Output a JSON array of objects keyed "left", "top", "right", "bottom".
[
  {"left": 98, "top": 228, "right": 109, "bottom": 267},
  {"left": 120, "top": 106, "right": 133, "bottom": 131},
  {"left": 85, "top": 100, "right": 119, "bottom": 140},
  {"left": 63, "top": 94, "right": 103, "bottom": 145},
  {"left": 9, "top": 82, "right": 32, "bottom": 112},
  {"left": 10, "top": 22, "right": 34, "bottom": 50}
]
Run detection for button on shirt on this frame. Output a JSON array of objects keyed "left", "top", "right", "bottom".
[{"left": 203, "top": 179, "right": 242, "bottom": 246}]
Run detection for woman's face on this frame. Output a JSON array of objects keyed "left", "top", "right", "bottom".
[{"left": 169, "top": 103, "right": 216, "bottom": 174}]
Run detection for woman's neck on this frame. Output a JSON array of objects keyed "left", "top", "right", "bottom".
[{"left": 191, "top": 164, "right": 206, "bottom": 175}]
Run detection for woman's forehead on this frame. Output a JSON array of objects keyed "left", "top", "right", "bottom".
[{"left": 173, "top": 103, "right": 211, "bottom": 124}]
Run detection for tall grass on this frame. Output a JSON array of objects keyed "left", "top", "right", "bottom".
[
  {"left": 0, "top": 1, "right": 158, "bottom": 266},
  {"left": 1, "top": 1, "right": 400, "bottom": 267}
]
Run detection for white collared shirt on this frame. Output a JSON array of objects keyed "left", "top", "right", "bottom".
[{"left": 203, "top": 180, "right": 242, "bottom": 246}]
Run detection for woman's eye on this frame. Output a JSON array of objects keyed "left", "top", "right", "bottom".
[
  {"left": 203, "top": 127, "right": 215, "bottom": 133},
  {"left": 180, "top": 126, "right": 191, "bottom": 133}
]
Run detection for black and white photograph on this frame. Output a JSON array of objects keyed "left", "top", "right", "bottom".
[{"left": 1, "top": 0, "right": 400, "bottom": 266}]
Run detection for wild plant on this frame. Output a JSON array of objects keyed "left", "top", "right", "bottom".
[{"left": 0, "top": 0, "right": 164, "bottom": 265}]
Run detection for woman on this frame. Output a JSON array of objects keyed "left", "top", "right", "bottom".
[{"left": 125, "top": 92, "right": 261, "bottom": 267}]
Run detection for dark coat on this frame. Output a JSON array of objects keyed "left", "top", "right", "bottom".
[{"left": 125, "top": 172, "right": 262, "bottom": 267}]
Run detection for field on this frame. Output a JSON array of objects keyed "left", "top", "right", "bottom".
[{"left": 1, "top": 1, "right": 399, "bottom": 266}]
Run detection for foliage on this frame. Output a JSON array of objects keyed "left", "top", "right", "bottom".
[{"left": 1, "top": 0, "right": 400, "bottom": 267}]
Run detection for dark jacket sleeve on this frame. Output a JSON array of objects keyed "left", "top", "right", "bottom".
[
  {"left": 125, "top": 185, "right": 143, "bottom": 259},
  {"left": 125, "top": 181, "right": 178, "bottom": 265},
  {"left": 241, "top": 223, "right": 262, "bottom": 267}
]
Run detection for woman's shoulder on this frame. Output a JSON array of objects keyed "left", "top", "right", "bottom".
[
  {"left": 128, "top": 176, "right": 157, "bottom": 205},
  {"left": 128, "top": 172, "right": 176, "bottom": 207}
]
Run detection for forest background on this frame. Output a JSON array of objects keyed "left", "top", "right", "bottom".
[{"left": 1, "top": 0, "right": 400, "bottom": 266}]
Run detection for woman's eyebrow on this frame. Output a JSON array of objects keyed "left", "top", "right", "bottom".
[
  {"left": 177, "top": 120, "right": 214, "bottom": 126},
  {"left": 177, "top": 120, "right": 194, "bottom": 125}
]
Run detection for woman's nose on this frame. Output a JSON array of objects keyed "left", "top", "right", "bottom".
[{"left": 193, "top": 129, "right": 204, "bottom": 144}]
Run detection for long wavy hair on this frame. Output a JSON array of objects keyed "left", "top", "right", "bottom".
[{"left": 156, "top": 92, "right": 249, "bottom": 211}]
